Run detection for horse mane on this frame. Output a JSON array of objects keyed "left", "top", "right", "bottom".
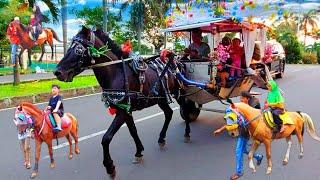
[
  {"left": 93, "top": 29, "right": 127, "bottom": 59},
  {"left": 235, "top": 102, "right": 261, "bottom": 114},
  {"left": 20, "top": 102, "right": 43, "bottom": 116}
]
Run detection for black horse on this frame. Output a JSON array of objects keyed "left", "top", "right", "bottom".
[{"left": 54, "top": 26, "right": 194, "bottom": 178}]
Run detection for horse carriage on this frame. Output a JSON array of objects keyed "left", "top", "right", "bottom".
[{"left": 161, "top": 18, "right": 274, "bottom": 122}]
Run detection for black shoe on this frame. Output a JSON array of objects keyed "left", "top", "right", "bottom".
[{"left": 257, "top": 155, "right": 263, "bottom": 166}]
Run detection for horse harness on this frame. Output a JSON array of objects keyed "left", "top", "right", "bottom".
[{"left": 72, "top": 31, "right": 174, "bottom": 113}]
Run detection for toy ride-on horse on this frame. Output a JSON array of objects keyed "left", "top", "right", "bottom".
[
  {"left": 225, "top": 100, "right": 320, "bottom": 175},
  {"left": 17, "top": 102, "right": 80, "bottom": 179}
]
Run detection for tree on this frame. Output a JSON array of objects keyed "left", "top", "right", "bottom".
[
  {"left": 120, "top": 0, "right": 173, "bottom": 51},
  {"left": 275, "top": 26, "right": 302, "bottom": 64},
  {"left": 280, "top": 11, "right": 298, "bottom": 32},
  {"left": 21, "top": 0, "right": 59, "bottom": 23},
  {"left": 300, "top": 9, "right": 319, "bottom": 44},
  {"left": 60, "top": 0, "right": 67, "bottom": 54},
  {"left": 74, "top": 6, "right": 121, "bottom": 32}
]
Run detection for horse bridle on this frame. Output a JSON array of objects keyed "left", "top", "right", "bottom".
[{"left": 70, "top": 31, "right": 117, "bottom": 71}]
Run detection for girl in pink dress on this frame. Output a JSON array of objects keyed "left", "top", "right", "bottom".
[{"left": 229, "top": 38, "right": 243, "bottom": 78}]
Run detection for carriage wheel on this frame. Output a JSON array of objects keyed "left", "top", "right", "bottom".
[{"left": 179, "top": 98, "right": 201, "bottom": 122}]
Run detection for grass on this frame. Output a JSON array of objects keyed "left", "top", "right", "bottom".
[
  {"left": 0, "top": 61, "right": 57, "bottom": 75},
  {"left": 0, "top": 75, "right": 99, "bottom": 100}
]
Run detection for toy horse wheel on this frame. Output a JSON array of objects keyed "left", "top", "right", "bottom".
[{"left": 179, "top": 98, "right": 201, "bottom": 122}]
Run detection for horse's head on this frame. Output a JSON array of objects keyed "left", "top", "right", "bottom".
[
  {"left": 224, "top": 106, "right": 240, "bottom": 137},
  {"left": 54, "top": 26, "right": 117, "bottom": 82}
]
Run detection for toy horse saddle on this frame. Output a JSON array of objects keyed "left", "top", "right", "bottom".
[
  {"left": 45, "top": 113, "right": 71, "bottom": 130},
  {"left": 263, "top": 110, "right": 294, "bottom": 128}
]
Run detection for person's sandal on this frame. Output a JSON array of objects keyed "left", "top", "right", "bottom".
[{"left": 230, "top": 173, "right": 243, "bottom": 180}]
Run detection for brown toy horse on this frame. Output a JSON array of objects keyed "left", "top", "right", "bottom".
[
  {"left": 12, "top": 22, "right": 62, "bottom": 67},
  {"left": 18, "top": 102, "right": 80, "bottom": 179},
  {"left": 230, "top": 102, "right": 320, "bottom": 175}
]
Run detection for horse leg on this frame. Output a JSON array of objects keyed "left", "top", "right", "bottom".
[
  {"left": 50, "top": 44, "right": 54, "bottom": 61},
  {"left": 46, "top": 140, "right": 55, "bottom": 168},
  {"left": 264, "top": 140, "right": 272, "bottom": 175},
  {"left": 27, "top": 49, "right": 32, "bottom": 67},
  {"left": 18, "top": 48, "right": 24, "bottom": 69},
  {"left": 158, "top": 103, "right": 174, "bottom": 147},
  {"left": 184, "top": 120, "right": 191, "bottom": 143},
  {"left": 101, "top": 109, "right": 126, "bottom": 178},
  {"left": 70, "top": 120, "right": 80, "bottom": 154},
  {"left": 65, "top": 133, "right": 73, "bottom": 159},
  {"left": 124, "top": 114, "right": 144, "bottom": 164},
  {"left": 38, "top": 44, "right": 45, "bottom": 62},
  {"left": 248, "top": 140, "right": 259, "bottom": 173},
  {"left": 296, "top": 129, "right": 304, "bottom": 159},
  {"left": 30, "top": 139, "right": 42, "bottom": 179},
  {"left": 283, "top": 136, "right": 292, "bottom": 165}
]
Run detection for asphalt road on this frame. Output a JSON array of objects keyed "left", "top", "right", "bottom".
[{"left": 1, "top": 64, "right": 320, "bottom": 180}]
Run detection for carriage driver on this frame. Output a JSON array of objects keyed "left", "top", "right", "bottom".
[{"left": 184, "top": 28, "right": 210, "bottom": 59}]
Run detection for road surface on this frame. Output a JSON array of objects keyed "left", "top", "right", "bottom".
[{"left": 0, "top": 64, "right": 320, "bottom": 180}]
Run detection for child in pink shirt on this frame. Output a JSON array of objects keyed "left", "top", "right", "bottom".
[{"left": 229, "top": 38, "right": 243, "bottom": 78}]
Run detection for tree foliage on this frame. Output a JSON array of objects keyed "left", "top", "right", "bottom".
[
  {"left": 73, "top": 6, "right": 121, "bottom": 32},
  {"left": 274, "top": 26, "right": 302, "bottom": 64},
  {"left": 0, "top": 0, "right": 31, "bottom": 46}
]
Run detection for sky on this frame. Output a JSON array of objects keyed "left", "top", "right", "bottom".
[{"left": 38, "top": 0, "right": 320, "bottom": 42}]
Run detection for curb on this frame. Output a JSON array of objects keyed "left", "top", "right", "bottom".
[
  {"left": 0, "top": 85, "right": 102, "bottom": 109},
  {"left": 0, "top": 74, "right": 94, "bottom": 85}
]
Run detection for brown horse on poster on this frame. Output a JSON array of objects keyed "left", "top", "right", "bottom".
[
  {"left": 229, "top": 102, "right": 320, "bottom": 175},
  {"left": 12, "top": 22, "right": 62, "bottom": 67},
  {"left": 18, "top": 102, "right": 80, "bottom": 179}
]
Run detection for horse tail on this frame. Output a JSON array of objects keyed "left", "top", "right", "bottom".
[
  {"left": 300, "top": 112, "right": 320, "bottom": 141},
  {"left": 47, "top": 28, "right": 62, "bottom": 42}
]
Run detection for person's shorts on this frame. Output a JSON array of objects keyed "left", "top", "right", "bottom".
[{"left": 52, "top": 110, "right": 64, "bottom": 117}]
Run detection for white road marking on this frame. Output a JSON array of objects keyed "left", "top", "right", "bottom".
[
  {"left": 0, "top": 93, "right": 102, "bottom": 112},
  {"left": 42, "top": 106, "right": 180, "bottom": 159}
]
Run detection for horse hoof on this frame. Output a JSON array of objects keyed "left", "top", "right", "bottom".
[
  {"left": 25, "top": 163, "right": 31, "bottom": 169},
  {"left": 282, "top": 160, "right": 288, "bottom": 166},
  {"left": 109, "top": 169, "right": 116, "bottom": 179},
  {"left": 69, "top": 154, "right": 73, "bottom": 159},
  {"left": 75, "top": 149, "right": 80, "bottom": 154},
  {"left": 266, "top": 167, "right": 272, "bottom": 175},
  {"left": 298, "top": 154, "right": 303, "bottom": 159},
  {"left": 50, "top": 163, "right": 55, "bottom": 168},
  {"left": 184, "top": 136, "right": 191, "bottom": 143},
  {"left": 30, "top": 172, "right": 38, "bottom": 179},
  {"left": 250, "top": 168, "right": 256, "bottom": 173},
  {"left": 132, "top": 156, "right": 144, "bottom": 164},
  {"left": 158, "top": 142, "right": 166, "bottom": 149}
]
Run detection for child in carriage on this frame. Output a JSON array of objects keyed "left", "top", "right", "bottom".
[{"left": 229, "top": 38, "right": 244, "bottom": 79}]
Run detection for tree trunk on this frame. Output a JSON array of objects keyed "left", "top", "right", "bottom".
[
  {"left": 61, "top": 0, "right": 67, "bottom": 55},
  {"left": 137, "top": 23, "right": 141, "bottom": 52},
  {"left": 137, "top": 0, "right": 142, "bottom": 52},
  {"left": 13, "top": 54, "right": 20, "bottom": 86},
  {"left": 103, "top": 0, "right": 108, "bottom": 33}
]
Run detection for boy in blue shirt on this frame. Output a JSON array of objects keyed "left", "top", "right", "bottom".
[{"left": 47, "top": 84, "right": 64, "bottom": 132}]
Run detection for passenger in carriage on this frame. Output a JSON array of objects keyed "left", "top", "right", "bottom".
[
  {"left": 183, "top": 28, "right": 210, "bottom": 59},
  {"left": 215, "top": 36, "right": 231, "bottom": 87},
  {"left": 229, "top": 38, "right": 244, "bottom": 80}
]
